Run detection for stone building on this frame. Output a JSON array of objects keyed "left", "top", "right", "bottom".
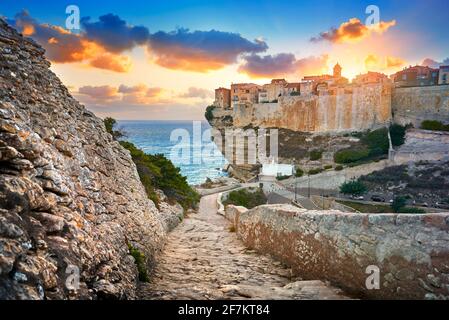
[
  {"left": 262, "top": 79, "right": 288, "bottom": 102},
  {"left": 282, "top": 82, "right": 301, "bottom": 96},
  {"left": 231, "top": 83, "right": 261, "bottom": 107},
  {"left": 214, "top": 87, "right": 231, "bottom": 109},
  {"left": 439, "top": 65, "right": 449, "bottom": 85},
  {"left": 393, "top": 65, "right": 439, "bottom": 87},
  {"left": 353, "top": 71, "right": 390, "bottom": 85}
]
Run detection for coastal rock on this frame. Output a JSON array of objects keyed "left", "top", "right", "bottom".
[{"left": 0, "top": 19, "right": 167, "bottom": 299}]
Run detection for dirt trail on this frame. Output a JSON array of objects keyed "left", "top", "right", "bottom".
[{"left": 140, "top": 194, "right": 348, "bottom": 300}]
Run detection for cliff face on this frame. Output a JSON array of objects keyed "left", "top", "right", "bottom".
[
  {"left": 0, "top": 20, "right": 168, "bottom": 299},
  {"left": 214, "top": 84, "right": 392, "bottom": 133}
]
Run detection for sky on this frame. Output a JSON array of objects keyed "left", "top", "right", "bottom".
[{"left": 1, "top": 0, "right": 448, "bottom": 120}]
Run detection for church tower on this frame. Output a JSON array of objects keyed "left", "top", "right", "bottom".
[{"left": 333, "top": 63, "right": 342, "bottom": 78}]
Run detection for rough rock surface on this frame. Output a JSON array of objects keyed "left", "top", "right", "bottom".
[
  {"left": 140, "top": 194, "right": 348, "bottom": 299},
  {"left": 0, "top": 20, "right": 170, "bottom": 299},
  {"left": 230, "top": 204, "right": 449, "bottom": 299}
]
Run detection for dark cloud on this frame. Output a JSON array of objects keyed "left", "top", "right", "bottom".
[
  {"left": 148, "top": 28, "right": 268, "bottom": 72},
  {"left": 81, "top": 14, "right": 150, "bottom": 53},
  {"left": 311, "top": 18, "right": 396, "bottom": 44},
  {"left": 7, "top": 11, "right": 270, "bottom": 72},
  {"left": 238, "top": 53, "right": 328, "bottom": 78},
  {"left": 11, "top": 11, "right": 87, "bottom": 63}
]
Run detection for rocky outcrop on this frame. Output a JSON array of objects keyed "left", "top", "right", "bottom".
[
  {"left": 227, "top": 204, "right": 449, "bottom": 299},
  {"left": 0, "top": 20, "right": 170, "bottom": 299}
]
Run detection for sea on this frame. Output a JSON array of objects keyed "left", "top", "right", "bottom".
[{"left": 118, "top": 120, "right": 228, "bottom": 185}]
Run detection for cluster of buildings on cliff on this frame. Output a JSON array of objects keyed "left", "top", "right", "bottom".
[{"left": 214, "top": 63, "right": 449, "bottom": 109}]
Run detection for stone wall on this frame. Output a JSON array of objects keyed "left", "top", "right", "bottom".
[
  {"left": 231, "top": 83, "right": 392, "bottom": 133},
  {"left": 393, "top": 129, "right": 449, "bottom": 164},
  {"left": 392, "top": 85, "right": 449, "bottom": 127},
  {"left": 227, "top": 204, "right": 449, "bottom": 299},
  {"left": 293, "top": 159, "right": 391, "bottom": 191},
  {"left": 0, "top": 20, "right": 172, "bottom": 299}
]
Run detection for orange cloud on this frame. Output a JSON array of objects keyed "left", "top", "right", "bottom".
[
  {"left": 364, "top": 54, "right": 406, "bottom": 72},
  {"left": 11, "top": 11, "right": 132, "bottom": 73},
  {"left": 21, "top": 24, "right": 35, "bottom": 36},
  {"left": 311, "top": 18, "right": 396, "bottom": 44},
  {"left": 77, "top": 84, "right": 165, "bottom": 106},
  {"left": 150, "top": 46, "right": 229, "bottom": 72},
  {"left": 386, "top": 56, "right": 406, "bottom": 68},
  {"left": 90, "top": 53, "right": 132, "bottom": 73}
]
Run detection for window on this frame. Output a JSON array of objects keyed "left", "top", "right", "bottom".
[
  {"left": 402, "top": 74, "right": 407, "bottom": 80},
  {"left": 246, "top": 90, "right": 249, "bottom": 93},
  {"left": 443, "top": 74, "right": 447, "bottom": 83}
]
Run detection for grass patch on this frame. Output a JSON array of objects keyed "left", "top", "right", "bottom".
[
  {"left": 421, "top": 120, "right": 449, "bottom": 132},
  {"left": 309, "top": 149, "right": 323, "bottom": 161},
  {"left": 128, "top": 243, "right": 149, "bottom": 282},
  {"left": 308, "top": 168, "right": 324, "bottom": 175},
  {"left": 337, "top": 200, "right": 393, "bottom": 213}
]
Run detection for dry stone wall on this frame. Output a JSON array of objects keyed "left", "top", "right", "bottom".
[
  {"left": 392, "top": 85, "right": 449, "bottom": 127},
  {"left": 0, "top": 20, "right": 172, "bottom": 299},
  {"left": 227, "top": 204, "right": 449, "bottom": 299}
]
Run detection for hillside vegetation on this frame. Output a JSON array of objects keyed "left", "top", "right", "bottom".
[{"left": 105, "top": 119, "right": 199, "bottom": 210}]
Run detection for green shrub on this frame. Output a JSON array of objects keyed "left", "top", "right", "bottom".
[
  {"left": 128, "top": 243, "right": 149, "bottom": 282},
  {"left": 308, "top": 168, "right": 324, "bottom": 175},
  {"left": 334, "top": 148, "right": 370, "bottom": 164},
  {"left": 335, "top": 165, "right": 344, "bottom": 171},
  {"left": 389, "top": 124, "right": 408, "bottom": 146},
  {"left": 295, "top": 168, "right": 304, "bottom": 177},
  {"left": 120, "top": 141, "right": 199, "bottom": 210},
  {"left": 339, "top": 180, "right": 367, "bottom": 196},
  {"left": 324, "top": 165, "right": 333, "bottom": 170},
  {"left": 204, "top": 105, "right": 216, "bottom": 122},
  {"left": 398, "top": 207, "right": 426, "bottom": 214},
  {"left": 421, "top": 120, "right": 449, "bottom": 132},
  {"left": 224, "top": 188, "right": 267, "bottom": 209},
  {"left": 391, "top": 196, "right": 407, "bottom": 213},
  {"left": 361, "top": 128, "right": 389, "bottom": 155},
  {"left": 276, "top": 175, "right": 291, "bottom": 181},
  {"left": 309, "top": 150, "right": 323, "bottom": 161}
]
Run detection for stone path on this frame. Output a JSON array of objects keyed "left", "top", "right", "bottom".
[{"left": 139, "top": 194, "right": 348, "bottom": 300}]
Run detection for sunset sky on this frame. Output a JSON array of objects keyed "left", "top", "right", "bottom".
[{"left": 1, "top": 0, "right": 448, "bottom": 120}]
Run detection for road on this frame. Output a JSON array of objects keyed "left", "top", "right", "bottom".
[{"left": 139, "top": 194, "right": 347, "bottom": 300}]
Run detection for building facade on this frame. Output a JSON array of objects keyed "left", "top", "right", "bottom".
[
  {"left": 262, "top": 79, "right": 288, "bottom": 102},
  {"left": 231, "top": 83, "right": 261, "bottom": 107},
  {"left": 393, "top": 65, "right": 439, "bottom": 87},
  {"left": 353, "top": 72, "right": 390, "bottom": 85},
  {"left": 214, "top": 87, "right": 231, "bottom": 109},
  {"left": 439, "top": 66, "right": 449, "bottom": 85}
]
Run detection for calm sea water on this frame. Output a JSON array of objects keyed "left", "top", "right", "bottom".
[{"left": 118, "top": 120, "right": 227, "bottom": 185}]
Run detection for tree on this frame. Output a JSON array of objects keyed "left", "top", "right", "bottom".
[
  {"left": 339, "top": 180, "right": 367, "bottom": 196},
  {"left": 295, "top": 168, "right": 304, "bottom": 177},
  {"left": 104, "top": 117, "right": 125, "bottom": 140},
  {"left": 204, "top": 105, "right": 216, "bottom": 122},
  {"left": 391, "top": 196, "right": 407, "bottom": 213}
]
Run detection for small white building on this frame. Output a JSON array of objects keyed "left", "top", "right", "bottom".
[{"left": 261, "top": 162, "right": 294, "bottom": 177}]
